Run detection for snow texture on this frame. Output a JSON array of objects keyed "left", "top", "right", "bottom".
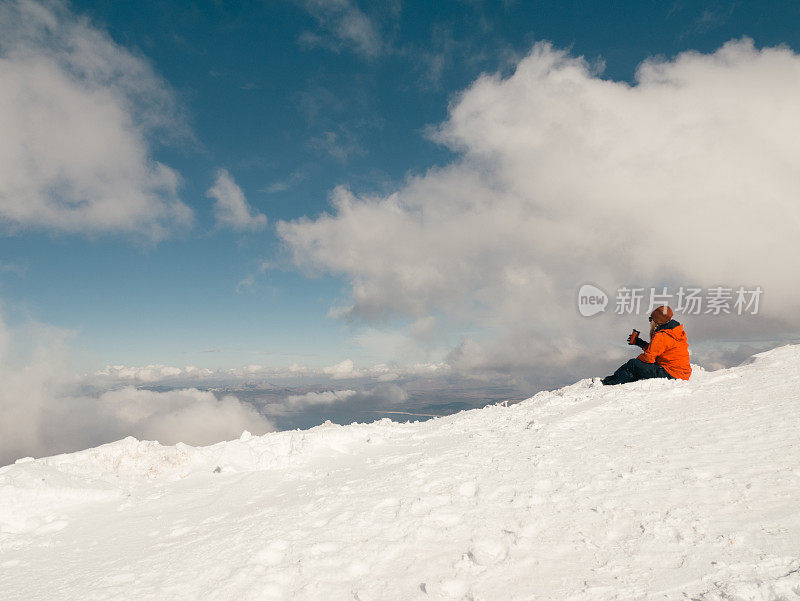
[{"left": 2, "top": 346, "right": 800, "bottom": 600}]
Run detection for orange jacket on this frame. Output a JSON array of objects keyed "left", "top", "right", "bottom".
[{"left": 637, "top": 321, "right": 692, "bottom": 380}]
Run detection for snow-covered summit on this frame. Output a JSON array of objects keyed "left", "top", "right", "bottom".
[{"left": 2, "top": 346, "right": 800, "bottom": 600}]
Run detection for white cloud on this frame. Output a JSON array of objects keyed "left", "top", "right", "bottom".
[
  {"left": 268, "top": 383, "right": 409, "bottom": 417},
  {"left": 323, "top": 358, "right": 360, "bottom": 379},
  {"left": 207, "top": 169, "right": 267, "bottom": 232},
  {"left": 0, "top": 317, "right": 274, "bottom": 466},
  {"left": 263, "top": 171, "right": 306, "bottom": 194},
  {"left": 90, "top": 387, "right": 273, "bottom": 448},
  {"left": 297, "top": 0, "right": 383, "bottom": 59},
  {"left": 97, "top": 364, "right": 215, "bottom": 383},
  {"left": 308, "top": 128, "right": 364, "bottom": 162},
  {"left": 236, "top": 260, "right": 274, "bottom": 293},
  {"left": 93, "top": 359, "right": 448, "bottom": 389},
  {"left": 278, "top": 39, "right": 800, "bottom": 377},
  {"left": 0, "top": 0, "right": 192, "bottom": 239},
  {"left": 236, "top": 274, "right": 257, "bottom": 293},
  {"left": 283, "top": 389, "right": 358, "bottom": 408}
]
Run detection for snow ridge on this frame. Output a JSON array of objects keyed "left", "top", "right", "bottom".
[{"left": 2, "top": 346, "right": 800, "bottom": 600}]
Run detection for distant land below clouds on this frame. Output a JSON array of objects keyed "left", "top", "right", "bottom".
[
  {"left": 2, "top": 324, "right": 785, "bottom": 466},
  {"left": 93, "top": 363, "right": 530, "bottom": 432},
  {"left": 186, "top": 380, "right": 525, "bottom": 432},
  {"left": 89, "top": 339, "right": 784, "bottom": 434}
]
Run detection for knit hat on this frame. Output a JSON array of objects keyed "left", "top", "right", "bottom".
[{"left": 650, "top": 305, "right": 674, "bottom": 325}]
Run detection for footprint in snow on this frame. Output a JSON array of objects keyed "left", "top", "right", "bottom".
[
  {"left": 251, "top": 540, "right": 288, "bottom": 567},
  {"left": 427, "top": 508, "right": 463, "bottom": 527},
  {"left": 307, "top": 541, "right": 339, "bottom": 556},
  {"left": 368, "top": 497, "right": 401, "bottom": 523},
  {"left": 424, "top": 578, "right": 472, "bottom": 600},
  {"left": 408, "top": 494, "right": 451, "bottom": 516},
  {"left": 468, "top": 535, "right": 509, "bottom": 566},
  {"left": 456, "top": 481, "right": 478, "bottom": 498},
  {"left": 36, "top": 518, "right": 68, "bottom": 534}
]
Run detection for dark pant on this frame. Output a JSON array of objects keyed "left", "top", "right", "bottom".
[{"left": 602, "top": 358, "right": 675, "bottom": 386}]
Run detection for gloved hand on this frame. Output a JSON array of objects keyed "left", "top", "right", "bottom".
[{"left": 627, "top": 329, "right": 640, "bottom": 345}]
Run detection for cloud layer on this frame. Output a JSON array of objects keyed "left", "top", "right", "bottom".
[
  {"left": 94, "top": 358, "right": 446, "bottom": 387},
  {"left": 278, "top": 39, "right": 800, "bottom": 376},
  {"left": 0, "top": 0, "right": 191, "bottom": 239},
  {"left": 0, "top": 317, "right": 274, "bottom": 467}
]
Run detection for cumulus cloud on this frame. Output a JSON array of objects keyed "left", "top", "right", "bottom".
[
  {"left": 0, "top": 316, "right": 274, "bottom": 467},
  {"left": 297, "top": 0, "right": 383, "bottom": 58},
  {"left": 96, "top": 364, "right": 215, "bottom": 384},
  {"left": 283, "top": 389, "right": 358, "bottom": 408},
  {"left": 83, "top": 387, "right": 273, "bottom": 448},
  {"left": 0, "top": 0, "right": 192, "bottom": 239},
  {"left": 207, "top": 169, "right": 267, "bottom": 232},
  {"left": 323, "top": 358, "right": 359, "bottom": 379},
  {"left": 278, "top": 39, "right": 800, "bottom": 378}
]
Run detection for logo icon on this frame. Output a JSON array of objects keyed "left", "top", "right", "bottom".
[{"left": 578, "top": 284, "right": 608, "bottom": 317}]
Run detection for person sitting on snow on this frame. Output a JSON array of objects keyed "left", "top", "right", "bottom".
[{"left": 601, "top": 305, "right": 691, "bottom": 385}]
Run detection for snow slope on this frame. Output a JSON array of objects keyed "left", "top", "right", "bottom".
[{"left": 2, "top": 346, "right": 800, "bottom": 601}]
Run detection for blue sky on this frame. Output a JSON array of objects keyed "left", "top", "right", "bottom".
[{"left": 2, "top": 0, "right": 800, "bottom": 375}]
